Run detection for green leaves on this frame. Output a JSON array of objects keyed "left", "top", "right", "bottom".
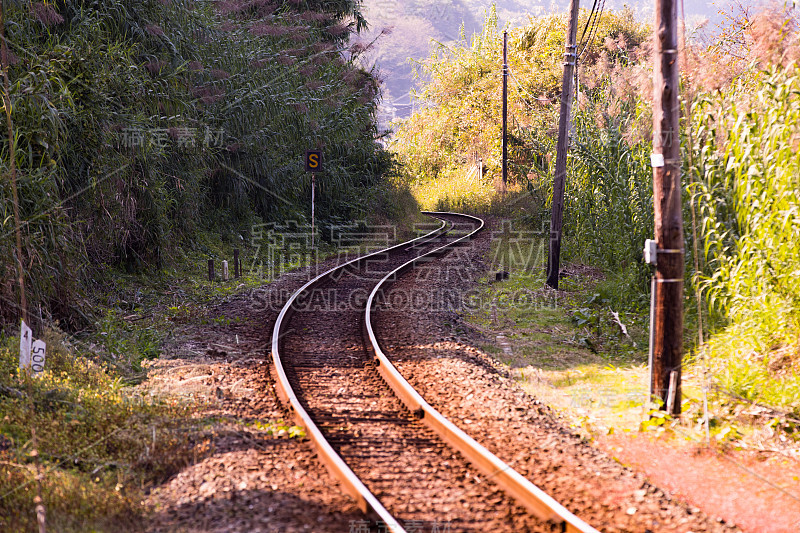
[
  {"left": 565, "top": 90, "right": 654, "bottom": 294},
  {"left": 694, "top": 66, "right": 800, "bottom": 326}
]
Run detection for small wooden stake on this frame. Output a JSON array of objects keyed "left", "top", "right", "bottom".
[
  {"left": 31, "top": 429, "right": 46, "bottom": 533},
  {"left": 208, "top": 259, "right": 214, "bottom": 281},
  {"left": 233, "top": 249, "right": 240, "bottom": 278},
  {"left": 666, "top": 370, "right": 679, "bottom": 414}
]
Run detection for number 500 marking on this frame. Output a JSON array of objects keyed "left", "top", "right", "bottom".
[{"left": 31, "top": 340, "right": 46, "bottom": 374}]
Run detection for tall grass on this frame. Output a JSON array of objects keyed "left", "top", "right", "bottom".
[
  {"left": 693, "top": 66, "right": 800, "bottom": 328},
  {"left": 411, "top": 169, "right": 496, "bottom": 212},
  {"left": 688, "top": 66, "right": 800, "bottom": 413},
  {"left": 565, "top": 92, "right": 654, "bottom": 292}
]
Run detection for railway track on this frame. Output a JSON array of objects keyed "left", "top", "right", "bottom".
[{"left": 271, "top": 212, "right": 598, "bottom": 533}]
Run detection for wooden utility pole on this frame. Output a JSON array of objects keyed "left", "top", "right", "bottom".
[
  {"left": 501, "top": 30, "right": 508, "bottom": 190},
  {"left": 651, "top": 0, "right": 684, "bottom": 414},
  {"left": 546, "top": 0, "right": 580, "bottom": 289}
]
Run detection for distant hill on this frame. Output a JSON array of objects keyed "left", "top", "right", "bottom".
[{"left": 354, "top": 0, "right": 735, "bottom": 126}]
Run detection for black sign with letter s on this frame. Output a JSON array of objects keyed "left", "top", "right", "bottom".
[{"left": 305, "top": 150, "right": 322, "bottom": 172}]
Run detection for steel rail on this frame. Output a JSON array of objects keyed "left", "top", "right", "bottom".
[
  {"left": 364, "top": 211, "right": 601, "bottom": 533},
  {"left": 270, "top": 218, "right": 451, "bottom": 533}
]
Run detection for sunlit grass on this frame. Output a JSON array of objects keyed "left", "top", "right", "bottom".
[
  {"left": 0, "top": 331, "right": 203, "bottom": 532},
  {"left": 411, "top": 170, "right": 498, "bottom": 212},
  {"left": 698, "top": 318, "right": 800, "bottom": 415},
  {"left": 516, "top": 363, "right": 649, "bottom": 432}
]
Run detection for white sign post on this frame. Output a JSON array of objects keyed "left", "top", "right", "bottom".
[
  {"left": 19, "top": 320, "right": 32, "bottom": 371},
  {"left": 19, "top": 321, "right": 46, "bottom": 375}
]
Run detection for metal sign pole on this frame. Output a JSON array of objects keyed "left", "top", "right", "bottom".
[
  {"left": 305, "top": 150, "right": 321, "bottom": 249},
  {"left": 311, "top": 172, "right": 316, "bottom": 249}
]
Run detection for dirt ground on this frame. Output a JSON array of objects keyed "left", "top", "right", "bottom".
[
  {"left": 143, "top": 264, "right": 367, "bottom": 532},
  {"left": 141, "top": 217, "right": 799, "bottom": 532}
]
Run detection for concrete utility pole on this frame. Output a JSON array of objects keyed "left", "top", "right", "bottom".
[
  {"left": 651, "top": 0, "right": 684, "bottom": 414},
  {"left": 502, "top": 30, "right": 508, "bottom": 190},
  {"left": 546, "top": 0, "right": 580, "bottom": 289}
]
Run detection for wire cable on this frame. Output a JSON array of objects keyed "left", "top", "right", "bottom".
[
  {"left": 578, "top": 0, "right": 606, "bottom": 59},
  {"left": 575, "top": 0, "right": 606, "bottom": 104},
  {"left": 577, "top": 0, "right": 600, "bottom": 50}
]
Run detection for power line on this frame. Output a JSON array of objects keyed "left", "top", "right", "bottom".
[
  {"left": 578, "top": 0, "right": 606, "bottom": 59},
  {"left": 575, "top": 0, "right": 606, "bottom": 104},
  {"left": 577, "top": 0, "right": 600, "bottom": 49}
]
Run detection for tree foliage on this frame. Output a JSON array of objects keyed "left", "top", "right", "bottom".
[{"left": 392, "top": 5, "right": 648, "bottom": 187}]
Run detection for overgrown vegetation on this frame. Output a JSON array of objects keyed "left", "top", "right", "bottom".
[
  {"left": 0, "top": 0, "right": 419, "bottom": 528},
  {"left": 392, "top": 6, "right": 647, "bottom": 212},
  {"left": 393, "top": 2, "right": 800, "bottom": 418},
  {"left": 0, "top": 0, "right": 414, "bottom": 331},
  {"left": 689, "top": 65, "right": 800, "bottom": 413}
]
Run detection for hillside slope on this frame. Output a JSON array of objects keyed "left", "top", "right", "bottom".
[{"left": 356, "top": 0, "right": 727, "bottom": 124}]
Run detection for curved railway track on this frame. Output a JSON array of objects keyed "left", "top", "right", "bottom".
[{"left": 271, "top": 212, "right": 599, "bottom": 533}]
